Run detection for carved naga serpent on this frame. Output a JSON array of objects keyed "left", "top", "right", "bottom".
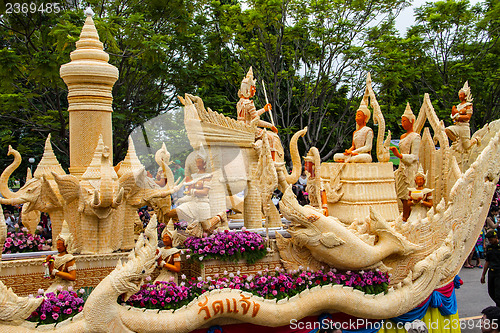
[
  {"left": 364, "top": 73, "right": 391, "bottom": 162},
  {"left": 1, "top": 130, "right": 499, "bottom": 332}
]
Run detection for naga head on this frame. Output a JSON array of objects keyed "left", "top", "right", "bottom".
[{"left": 109, "top": 215, "right": 159, "bottom": 301}]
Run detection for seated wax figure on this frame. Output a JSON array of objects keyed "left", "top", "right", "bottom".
[
  {"left": 43, "top": 221, "right": 76, "bottom": 293},
  {"left": 445, "top": 81, "right": 479, "bottom": 152},
  {"left": 334, "top": 103, "right": 373, "bottom": 163},
  {"left": 165, "top": 153, "right": 227, "bottom": 238}
]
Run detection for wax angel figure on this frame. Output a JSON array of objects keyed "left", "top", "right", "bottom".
[
  {"left": 445, "top": 81, "right": 479, "bottom": 152},
  {"left": 407, "top": 165, "right": 434, "bottom": 224},
  {"left": 390, "top": 103, "right": 421, "bottom": 221},
  {"left": 334, "top": 101, "right": 373, "bottom": 163},
  {"left": 237, "top": 67, "right": 280, "bottom": 159},
  {"left": 155, "top": 220, "right": 181, "bottom": 284},
  {"left": 43, "top": 220, "right": 77, "bottom": 293},
  {"left": 164, "top": 150, "right": 227, "bottom": 238}
]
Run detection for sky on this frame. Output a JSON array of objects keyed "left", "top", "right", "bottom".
[{"left": 394, "top": 0, "right": 482, "bottom": 35}]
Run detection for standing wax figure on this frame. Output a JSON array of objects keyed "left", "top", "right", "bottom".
[
  {"left": 334, "top": 104, "right": 373, "bottom": 163},
  {"left": 390, "top": 103, "right": 421, "bottom": 221},
  {"left": 237, "top": 67, "right": 280, "bottom": 159},
  {"left": 44, "top": 221, "right": 76, "bottom": 293},
  {"left": 482, "top": 230, "right": 500, "bottom": 307}
]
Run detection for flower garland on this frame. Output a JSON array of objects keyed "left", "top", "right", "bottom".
[
  {"left": 125, "top": 268, "right": 389, "bottom": 310},
  {"left": 184, "top": 229, "right": 267, "bottom": 264},
  {"left": 27, "top": 287, "right": 90, "bottom": 325},
  {"left": 3, "top": 226, "right": 52, "bottom": 253}
]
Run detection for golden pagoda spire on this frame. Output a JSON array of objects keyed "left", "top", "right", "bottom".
[
  {"left": 33, "top": 134, "right": 66, "bottom": 180},
  {"left": 116, "top": 136, "right": 144, "bottom": 178},
  {"left": 60, "top": 8, "right": 119, "bottom": 179}
]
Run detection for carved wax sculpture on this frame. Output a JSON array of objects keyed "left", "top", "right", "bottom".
[
  {"left": 155, "top": 221, "right": 181, "bottom": 284},
  {"left": 165, "top": 151, "right": 227, "bottom": 237},
  {"left": 44, "top": 220, "right": 77, "bottom": 293},
  {"left": 181, "top": 93, "right": 305, "bottom": 229},
  {"left": 3, "top": 12, "right": 500, "bottom": 332},
  {"left": 334, "top": 102, "right": 373, "bottom": 163},
  {"left": 53, "top": 136, "right": 124, "bottom": 254},
  {"left": 445, "top": 81, "right": 478, "bottom": 153},
  {"left": 390, "top": 103, "right": 421, "bottom": 221},
  {"left": 0, "top": 136, "right": 66, "bottom": 244},
  {"left": 237, "top": 67, "right": 279, "bottom": 158},
  {"left": 304, "top": 147, "right": 322, "bottom": 210},
  {"left": 407, "top": 165, "right": 433, "bottom": 224},
  {"left": 60, "top": 10, "right": 118, "bottom": 179},
  {"left": 0, "top": 206, "right": 43, "bottom": 322}
]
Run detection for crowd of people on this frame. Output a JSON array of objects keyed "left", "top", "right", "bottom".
[
  {"left": 479, "top": 184, "right": 500, "bottom": 308},
  {"left": 2, "top": 206, "right": 52, "bottom": 241}
]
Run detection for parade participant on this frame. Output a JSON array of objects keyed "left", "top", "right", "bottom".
[{"left": 481, "top": 230, "right": 500, "bottom": 307}]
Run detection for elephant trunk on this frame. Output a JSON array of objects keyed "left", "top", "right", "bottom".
[
  {"left": 99, "top": 179, "right": 114, "bottom": 207},
  {"left": 0, "top": 197, "right": 25, "bottom": 206},
  {"left": 285, "top": 127, "right": 308, "bottom": 185},
  {"left": 0, "top": 146, "right": 22, "bottom": 199}
]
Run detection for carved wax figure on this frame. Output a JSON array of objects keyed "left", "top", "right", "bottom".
[
  {"left": 334, "top": 104, "right": 373, "bottom": 163},
  {"left": 165, "top": 152, "right": 227, "bottom": 238},
  {"left": 390, "top": 103, "right": 421, "bottom": 221},
  {"left": 237, "top": 67, "right": 280, "bottom": 159},
  {"left": 44, "top": 220, "right": 76, "bottom": 293},
  {"left": 407, "top": 166, "right": 433, "bottom": 223},
  {"left": 445, "top": 81, "right": 479, "bottom": 152},
  {"left": 155, "top": 223, "right": 181, "bottom": 284}
]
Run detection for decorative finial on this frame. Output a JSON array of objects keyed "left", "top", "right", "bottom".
[
  {"left": 56, "top": 220, "right": 75, "bottom": 254},
  {"left": 33, "top": 134, "right": 66, "bottom": 180},
  {"left": 84, "top": 7, "right": 94, "bottom": 17},
  {"left": 116, "top": 136, "right": 144, "bottom": 177},
  {"left": 402, "top": 102, "right": 415, "bottom": 123},
  {"left": 238, "top": 67, "right": 257, "bottom": 98},
  {"left": 415, "top": 164, "right": 427, "bottom": 183},
  {"left": 357, "top": 99, "right": 371, "bottom": 124},
  {"left": 459, "top": 81, "right": 473, "bottom": 102}
]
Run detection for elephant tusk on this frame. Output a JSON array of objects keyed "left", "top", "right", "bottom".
[
  {"left": 92, "top": 189, "right": 101, "bottom": 208},
  {"left": 112, "top": 187, "right": 124, "bottom": 208}
]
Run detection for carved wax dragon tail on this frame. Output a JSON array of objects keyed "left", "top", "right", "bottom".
[{"left": 364, "top": 73, "right": 391, "bottom": 162}]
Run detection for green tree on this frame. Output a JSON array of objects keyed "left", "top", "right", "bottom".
[{"left": 364, "top": 0, "right": 499, "bottom": 140}]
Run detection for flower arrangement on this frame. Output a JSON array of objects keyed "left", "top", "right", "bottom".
[
  {"left": 126, "top": 268, "right": 389, "bottom": 310},
  {"left": 27, "top": 287, "right": 87, "bottom": 325},
  {"left": 173, "top": 221, "right": 187, "bottom": 230},
  {"left": 183, "top": 229, "right": 267, "bottom": 264},
  {"left": 3, "top": 225, "right": 52, "bottom": 253}
]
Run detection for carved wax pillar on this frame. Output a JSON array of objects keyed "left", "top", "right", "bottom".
[{"left": 60, "top": 12, "right": 119, "bottom": 178}]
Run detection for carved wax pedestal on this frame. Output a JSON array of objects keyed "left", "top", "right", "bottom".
[
  {"left": 183, "top": 251, "right": 282, "bottom": 281},
  {"left": 0, "top": 253, "right": 129, "bottom": 296},
  {"left": 184, "top": 98, "right": 267, "bottom": 230},
  {"left": 321, "top": 162, "right": 399, "bottom": 224}
]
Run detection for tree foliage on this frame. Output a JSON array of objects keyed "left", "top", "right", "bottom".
[{"left": 0, "top": 0, "right": 498, "bottom": 179}]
